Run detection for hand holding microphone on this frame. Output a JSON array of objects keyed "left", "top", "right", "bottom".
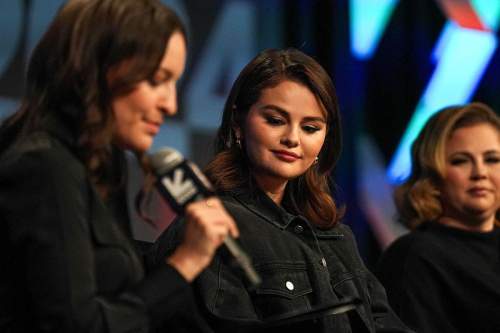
[{"left": 151, "top": 148, "right": 261, "bottom": 288}]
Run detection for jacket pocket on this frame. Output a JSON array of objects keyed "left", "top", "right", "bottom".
[
  {"left": 252, "top": 266, "right": 313, "bottom": 319},
  {"left": 330, "top": 268, "right": 374, "bottom": 330}
]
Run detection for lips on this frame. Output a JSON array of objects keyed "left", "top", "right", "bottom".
[
  {"left": 468, "top": 187, "right": 491, "bottom": 195},
  {"left": 272, "top": 150, "right": 300, "bottom": 161},
  {"left": 145, "top": 120, "right": 161, "bottom": 135}
]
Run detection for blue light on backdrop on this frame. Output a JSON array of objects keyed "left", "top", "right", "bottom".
[
  {"left": 350, "top": 0, "right": 500, "bottom": 183},
  {"left": 349, "top": 0, "right": 401, "bottom": 60},
  {"left": 388, "top": 22, "right": 498, "bottom": 182}
]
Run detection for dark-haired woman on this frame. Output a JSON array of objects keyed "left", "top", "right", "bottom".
[
  {"left": 375, "top": 102, "right": 500, "bottom": 333},
  {"left": 146, "top": 48, "right": 413, "bottom": 333},
  {"left": 0, "top": 0, "right": 237, "bottom": 331}
]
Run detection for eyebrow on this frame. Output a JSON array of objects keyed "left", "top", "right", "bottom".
[
  {"left": 449, "top": 150, "right": 500, "bottom": 157},
  {"left": 261, "top": 104, "right": 326, "bottom": 123}
]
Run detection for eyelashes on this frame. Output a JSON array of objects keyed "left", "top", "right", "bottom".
[
  {"left": 449, "top": 157, "right": 500, "bottom": 165},
  {"left": 265, "top": 116, "right": 322, "bottom": 133},
  {"left": 302, "top": 125, "right": 321, "bottom": 133},
  {"left": 266, "top": 116, "right": 284, "bottom": 126}
]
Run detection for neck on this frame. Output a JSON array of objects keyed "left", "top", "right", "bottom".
[
  {"left": 438, "top": 215, "right": 495, "bottom": 233},
  {"left": 252, "top": 174, "right": 287, "bottom": 206}
]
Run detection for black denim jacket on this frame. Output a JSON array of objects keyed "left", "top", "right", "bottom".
[{"left": 146, "top": 185, "right": 413, "bottom": 333}]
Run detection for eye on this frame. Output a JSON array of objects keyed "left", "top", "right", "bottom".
[
  {"left": 148, "top": 76, "right": 164, "bottom": 86},
  {"left": 148, "top": 79, "right": 161, "bottom": 87},
  {"left": 149, "top": 70, "right": 173, "bottom": 87},
  {"left": 266, "top": 116, "right": 284, "bottom": 126},
  {"left": 486, "top": 156, "right": 500, "bottom": 163},
  {"left": 450, "top": 158, "right": 467, "bottom": 166},
  {"left": 302, "top": 125, "right": 321, "bottom": 134}
]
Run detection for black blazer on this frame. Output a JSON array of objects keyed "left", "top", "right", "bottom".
[{"left": 0, "top": 125, "right": 206, "bottom": 332}]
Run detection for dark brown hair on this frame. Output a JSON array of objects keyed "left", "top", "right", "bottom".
[
  {"left": 204, "top": 49, "right": 344, "bottom": 228},
  {"left": 0, "top": 0, "right": 185, "bottom": 203},
  {"left": 395, "top": 102, "right": 500, "bottom": 229}
]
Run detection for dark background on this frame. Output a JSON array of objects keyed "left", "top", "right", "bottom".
[{"left": 1, "top": 0, "right": 499, "bottom": 269}]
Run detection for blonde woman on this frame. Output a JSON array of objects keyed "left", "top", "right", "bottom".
[{"left": 375, "top": 102, "right": 500, "bottom": 333}]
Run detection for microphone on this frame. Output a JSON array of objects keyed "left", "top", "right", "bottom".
[{"left": 150, "top": 148, "right": 261, "bottom": 288}]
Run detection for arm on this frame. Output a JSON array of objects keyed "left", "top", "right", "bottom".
[{"left": 1, "top": 150, "right": 209, "bottom": 332}]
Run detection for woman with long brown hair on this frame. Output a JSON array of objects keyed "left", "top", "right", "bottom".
[
  {"left": 147, "top": 48, "right": 412, "bottom": 333},
  {"left": 0, "top": 0, "right": 237, "bottom": 331}
]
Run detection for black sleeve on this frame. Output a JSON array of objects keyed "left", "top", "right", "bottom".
[{"left": 143, "top": 213, "right": 186, "bottom": 272}]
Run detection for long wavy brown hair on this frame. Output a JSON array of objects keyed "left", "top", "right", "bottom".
[
  {"left": 0, "top": 0, "right": 185, "bottom": 211},
  {"left": 204, "top": 49, "right": 344, "bottom": 229},
  {"left": 395, "top": 102, "right": 500, "bottom": 229}
]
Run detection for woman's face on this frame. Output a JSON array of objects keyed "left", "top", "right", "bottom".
[
  {"left": 440, "top": 123, "right": 500, "bottom": 229},
  {"left": 111, "top": 31, "right": 186, "bottom": 152},
  {"left": 238, "top": 80, "right": 327, "bottom": 188}
]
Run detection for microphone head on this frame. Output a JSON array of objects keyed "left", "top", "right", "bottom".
[{"left": 150, "top": 148, "right": 184, "bottom": 176}]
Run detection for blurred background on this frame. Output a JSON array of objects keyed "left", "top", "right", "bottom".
[{"left": 1, "top": 0, "right": 500, "bottom": 269}]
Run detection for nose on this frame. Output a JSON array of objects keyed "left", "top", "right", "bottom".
[
  {"left": 471, "top": 161, "right": 487, "bottom": 180},
  {"left": 158, "top": 84, "right": 178, "bottom": 117},
  {"left": 280, "top": 126, "right": 299, "bottom": 148}
]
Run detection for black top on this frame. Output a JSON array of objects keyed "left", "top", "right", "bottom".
[
  {"left": 375, "top": 222, "right": 500, "bottom": 333},
  {"left": 146, "top": 183, "right": 414, "bottom": 333},
  {"left": 0, "top": 121, "right": 206, "bottom": 332}
]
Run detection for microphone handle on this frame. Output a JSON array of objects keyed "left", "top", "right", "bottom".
[
  {"left": 193, "top": 191, "right": 262, "bottom": 288},
  {"left": 193, "top": 193, "right": 262, "bottom": 287},
  {"left": 223, "top": 235, "right": 262, "bottom": 287}
]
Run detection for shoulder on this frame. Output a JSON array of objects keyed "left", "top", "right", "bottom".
[
  {"left": 218, "top": 194, "right": 241, "bottom": 208},
  {"left": 314, "top": 223, "right": 358, "bottom": 244},
  {"left": 334, "top": 223, "right": 355, "bottom": 236},
  {"left": 1, "top": 135, "right": 85, "bottom": 178},
  {"left": 375, "top": 224, "right": 443, "bottom": 281},
  {"left": 218, "top": 194, "right": 252, "bottom": 218},
  {"left": 384, "top": 223, "right": 443, "bottom": 258},
  {"left": 0, "top": 137, "right": 88, "bottom": 204},
  {"left": 311, "top": 223, "right": 370, "bottom": 273}
]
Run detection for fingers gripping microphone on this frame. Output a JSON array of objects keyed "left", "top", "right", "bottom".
[{"left": 151, "top": 148, "right": 261, "bottom": 288}]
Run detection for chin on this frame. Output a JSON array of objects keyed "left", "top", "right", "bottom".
[{"left": 128, "top": 142, "right": 153, "bottom": 153}]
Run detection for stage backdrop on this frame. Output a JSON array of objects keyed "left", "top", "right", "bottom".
[{"left": 2, "top": 0, "right": 500, "bottom": 268}]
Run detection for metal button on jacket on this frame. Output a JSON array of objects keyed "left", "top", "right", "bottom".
[
  {"left": 321, "top": 258, "right": 327, "bottom": 267},
  {"left": 293, "top": 225, "right": 304, "bottom": 233},
  {"left": 286, "top": 281, "right": 294, "bottom": 290}
]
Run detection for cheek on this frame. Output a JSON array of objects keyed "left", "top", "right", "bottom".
[
  {"left": 112, "top": 87, "right": 151, "bottom": 119},
  {"left": 443, "top": 170, "right": 467, "bottom": 192},
  {"left": 303, "top": 136, "right": 325, "bottom": 157},
  {"left": 113, "top": 108, "right": 133, "bottom": 136},
  {"left": 245, "top": 125, "right": 274, "bottom": 151},
  {"left": 245, "top": 137, "right": 268, "bottom": 164},
  {"left": 491, "top": 174, "right": 500, "bottom": 189}
]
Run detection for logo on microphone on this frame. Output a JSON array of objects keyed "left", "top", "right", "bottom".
[{"left": 161, "top": 169, "right": 198, "bottom": 205}]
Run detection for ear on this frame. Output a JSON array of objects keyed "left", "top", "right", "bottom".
[{"left": 234, "top": 127, "right": 242, "bottom": 140}]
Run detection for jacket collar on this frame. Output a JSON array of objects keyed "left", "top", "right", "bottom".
[
  {"left": 233, "top": 180, "right": 305, "bottom": 229},
  {"left": 232, "top": 179, "right": 345, "bottom": 238}
]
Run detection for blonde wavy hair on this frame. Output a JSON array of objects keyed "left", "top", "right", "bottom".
[{"left": 395, "top": 102, "right": 500, "bottom": 229}]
